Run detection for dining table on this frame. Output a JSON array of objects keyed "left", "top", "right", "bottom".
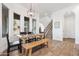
[
  {"left": 17, "top": 33, "right": 48, "bottom": 56},
  {"left": 17, "top": 33, "right": 44, "bottom": 43}
]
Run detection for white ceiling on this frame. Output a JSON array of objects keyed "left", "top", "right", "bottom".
[{"left": 20, "top": 3, "right": 79, "bottom": 18}]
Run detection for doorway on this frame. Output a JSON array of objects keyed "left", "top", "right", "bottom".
[{"left": 63, "top": 12, "right": 75, "bottom": 43}]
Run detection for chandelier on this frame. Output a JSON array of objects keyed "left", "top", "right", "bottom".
[{"left": 27, "top": 3, "right": 34, "bottom": 17}]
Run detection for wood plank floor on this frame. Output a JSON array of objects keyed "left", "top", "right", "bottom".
[{"left": 1, "top": 38, "right": 79, "bottom": 56}]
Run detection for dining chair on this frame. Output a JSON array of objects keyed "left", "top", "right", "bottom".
[
  {"left": 19, "top": 32, "right": 28, "bottom": 52},
  {"left": 20, "top": 32, "right": 27, "bottom": 35},
  {"left": 28, "top": 32, "right": 32, "bottom": 34},
  {"left": 6, "top": 34, "right": 21, "bottom": 56}
]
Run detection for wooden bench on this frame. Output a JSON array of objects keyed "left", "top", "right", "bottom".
[{"left": 22, "top": 38, "right": 49, "bottom": 56}]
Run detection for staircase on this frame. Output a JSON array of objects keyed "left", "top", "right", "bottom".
[{"left": 44, "top": 20, "right": 53, "bottom": 40}]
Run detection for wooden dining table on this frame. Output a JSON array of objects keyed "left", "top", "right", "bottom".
[
  {"left": 17, "top": 33, "right": 44, "bottom": 43},
  {"left": 17, "top": 33, "right": 49, "bottom": 56}
]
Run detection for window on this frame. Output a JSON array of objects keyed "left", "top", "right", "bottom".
[
  {"left": 2, "top": 4, "right": 9, "bottom": 37},
  {"left": 13, "top": 13, "right": 20, "bottom": 35},
  {"left": 24, "top": 17, "right": 29, "bottom": 32},
  {"left": 32, "top": 19, "right": 36, "bottom": 34}
]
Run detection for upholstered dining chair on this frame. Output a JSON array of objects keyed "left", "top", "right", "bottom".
[{"left": 6, "top": 34, "right": 21, "bottom": 56}]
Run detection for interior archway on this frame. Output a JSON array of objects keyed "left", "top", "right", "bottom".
[{"left": 63, "top": 11, "right": 75, "bottom": 42}]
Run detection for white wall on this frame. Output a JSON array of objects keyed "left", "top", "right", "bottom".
[
  {"left": 0, "top": 4, "right": 2, "bottom": 39},
  {"left": 74, "top": 6, "right": 79, "bottom": 44},
  {"left": 0, "top": 4, "right": 3, "bottom": 53},
  {"left": 51, "top": 5, "right": 79, "bottom": 45},
  {"left": 0, "top": 3, "right": 39, "bottom": 53},
  {"left": 52, "top": 13, "right": 63, "bottom": 41},
  {"left": 4, "top": 3, "right": 28, "bottom": 40},
  {"left": 39, "top": 16, "right": 51, "bottom": 28},
  {"left": 51, "top": 6, "right": 75, "bottom": 41},
  {"left": 36, "top": 14, "right": 39, "bottom": 34}
]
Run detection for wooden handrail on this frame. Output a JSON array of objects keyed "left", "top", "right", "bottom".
[{"left": 44, "top": 20, "right": 52, "bottom": 39}]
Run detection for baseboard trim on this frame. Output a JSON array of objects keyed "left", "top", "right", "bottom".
[{"left": 63, "top": 38, "right": 75, "bottom": 39}]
